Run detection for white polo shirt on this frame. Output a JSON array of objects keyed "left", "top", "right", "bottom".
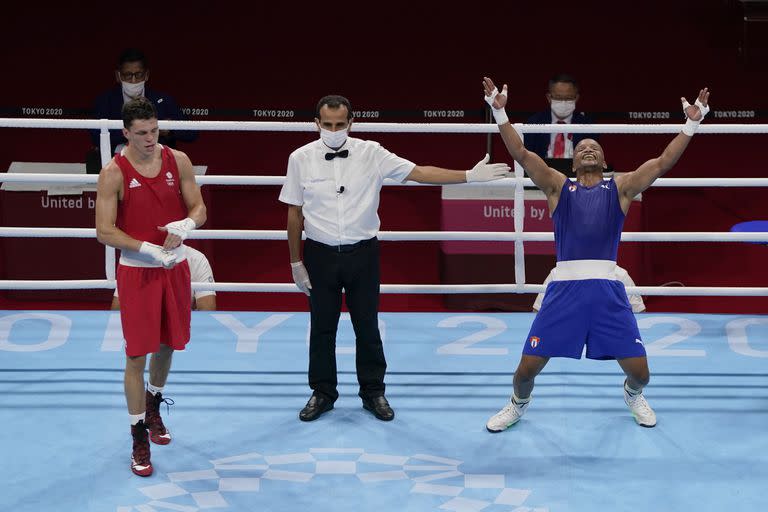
[
  {"left": 115, "top": 246, "right": 216, "bottom": 300},
  {"left": 279, "top": 137, "right": 415, "bottom": 246}
]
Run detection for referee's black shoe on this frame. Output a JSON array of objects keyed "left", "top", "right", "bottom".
[
  {"left": 362, "top": 395, "right": 395, "bottom": 421},
  {"left": 299, "top": 394, "right": 334, "bottom": 422}
]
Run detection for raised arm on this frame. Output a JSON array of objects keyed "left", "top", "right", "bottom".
[
  {"left": 616, "top": 88, "right": 710, "bottom": 212},
  {"left": 483, "top": 77, "right": 567, "bottom": 198}
]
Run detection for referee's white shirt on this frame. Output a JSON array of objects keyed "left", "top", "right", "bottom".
[{"left": 279, "top": 137, "right": 415, "bottom": 246}]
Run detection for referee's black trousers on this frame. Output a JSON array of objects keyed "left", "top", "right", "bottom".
[{"left": 303, "top": 237, "right": 386, "bottom": 402}]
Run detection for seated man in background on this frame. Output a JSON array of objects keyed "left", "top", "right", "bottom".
[
  {"left": 89, "top": 48, "right": 197, "bottom": 164},
  {"left": 533, "top": 264, "right": 645, "bottom": 313},
  {"left": 112, "top": 245, "right": 216, "bottom": 311},
  {"left": 524, "top": 73, "right": 598, "bottom": 160}
]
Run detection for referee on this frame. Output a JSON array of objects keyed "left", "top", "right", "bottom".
[{"left": 279, "top": 94, "right": 510, "bottom": 422}]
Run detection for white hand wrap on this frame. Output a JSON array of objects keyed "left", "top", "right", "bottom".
[
  {"left": 164, "top": 217, "right": 196, "bottom": 241},
  {"left": 682, "top": 118, "right": 699, "bottom": 136},
  {"left": 291, "top": 261, "right": 312, "bottom": 296},
  {"left": 681, "top": 98, "right": 710, "bottom": 136},
  {"left": 139, "top": 242, "right": 178, "bottom": 269},
  {"left": 484, "top": 87, "right": 509, "bottom": 125},
  {"left": 695, "top": 98, "right": 710, "bottom": 118},
  {"left": 466, "top": 154, "right": 512, "bottom": 183}
]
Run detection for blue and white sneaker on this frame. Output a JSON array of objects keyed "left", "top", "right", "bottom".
[
  {"left": 624, "top": 384, "right": 657, "bottom": 427},
  {"left": 486, "top": 396, "right": 530, "bottom": 432}
]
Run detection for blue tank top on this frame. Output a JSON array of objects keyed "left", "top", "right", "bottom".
[{"left": 553, "top": 177, "right": 624, "bottom": 262}]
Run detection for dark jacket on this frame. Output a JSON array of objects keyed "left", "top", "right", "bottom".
[
  {"left": 524, "top": 109, "right": 598, "bottom": 158},
  {"left": 90, "top": 86, "right": 198, "bottom": 153}
]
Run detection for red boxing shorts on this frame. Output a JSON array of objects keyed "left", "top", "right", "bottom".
[{"left": 117, "top": 261, "right": 192, "bottom": 357}]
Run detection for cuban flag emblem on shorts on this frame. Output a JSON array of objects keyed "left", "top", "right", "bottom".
[{"left": 529, "top": 336, "right": 540, "bottom": 348}]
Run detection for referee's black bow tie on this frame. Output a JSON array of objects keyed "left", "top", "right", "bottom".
[{"left": 325, "top": 150, "right": 349, "bottom": 160}]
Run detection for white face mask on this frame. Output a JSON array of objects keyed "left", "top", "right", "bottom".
[
  {"left": 320, "top": 127, "right": 348, "bottom": 149},
  {"left": 551, "top": 100, "right": 576, "bottom": 119},
  {"left": 122, "top": 80, "right": 145, "bottom": 99}
]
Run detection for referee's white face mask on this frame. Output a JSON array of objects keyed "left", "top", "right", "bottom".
[
  {"left": 319, "top": 127, "right": 348, "bottom": 149},
  {"left": 316, "top": 104, "right": 352, "bottom": 150}
]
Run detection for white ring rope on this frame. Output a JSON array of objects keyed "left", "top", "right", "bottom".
[
  {"left": 1, "top": 227, "right": 767, "bottom": 243},
  {"left": 1, "top": 118, "right": 767, "bottom": 297},
  {"left": 2, "top": 174, "right": 768, "bottom": 188},
  {"left": 0, "top": 280, "right": 767, "bottom": 297},
  {"left": 3, "top": 118, "right": 768, "bottom": 134}
]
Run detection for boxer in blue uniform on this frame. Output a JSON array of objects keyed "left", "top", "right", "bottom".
[{"left": 481, "top": 77, "right": 710, "bottom": 431}]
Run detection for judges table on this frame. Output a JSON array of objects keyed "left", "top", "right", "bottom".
[
  {"left": 440, "top": 182, "right": 644, "bottom": 311},
  {"left": 0, "top": 162, "right": 207, "bottom": 302}
]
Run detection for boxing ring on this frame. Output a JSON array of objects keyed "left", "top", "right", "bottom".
[{"left": 1, "top": 119, "right": 767, "bottom": 512}]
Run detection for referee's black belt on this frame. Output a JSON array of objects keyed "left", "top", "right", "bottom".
[{"left": 309, "top": 237, "right": 377, "bottom": 253}]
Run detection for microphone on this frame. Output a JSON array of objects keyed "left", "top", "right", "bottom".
[{"left": 337, "top": 186, "right": 345, "bottom": 194}]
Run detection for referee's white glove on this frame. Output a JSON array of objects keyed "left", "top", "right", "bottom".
[
  {"left": 163, "top": 217, "right": 197, "bottom": 241},
  {"left": 291, "top": 261, "right": 312, "bottom": 296},
  {"left": 466, "top": 154, "right": 511, "bottom": 183},
  {"left": 139, "top": 242, "right": 178, "bottom": 269}
]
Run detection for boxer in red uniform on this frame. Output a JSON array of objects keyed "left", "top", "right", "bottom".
[{"left": 95, "top": 97, "right": 206, "bottom": 477}]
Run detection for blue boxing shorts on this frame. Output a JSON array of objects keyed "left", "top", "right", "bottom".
[{"left": 524, "top": 279, "right": 645, "bottom": 360}]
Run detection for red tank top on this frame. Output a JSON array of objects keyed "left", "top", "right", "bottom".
[{"left": 115, "top": 145, "right": 187, "bottom": 246}]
